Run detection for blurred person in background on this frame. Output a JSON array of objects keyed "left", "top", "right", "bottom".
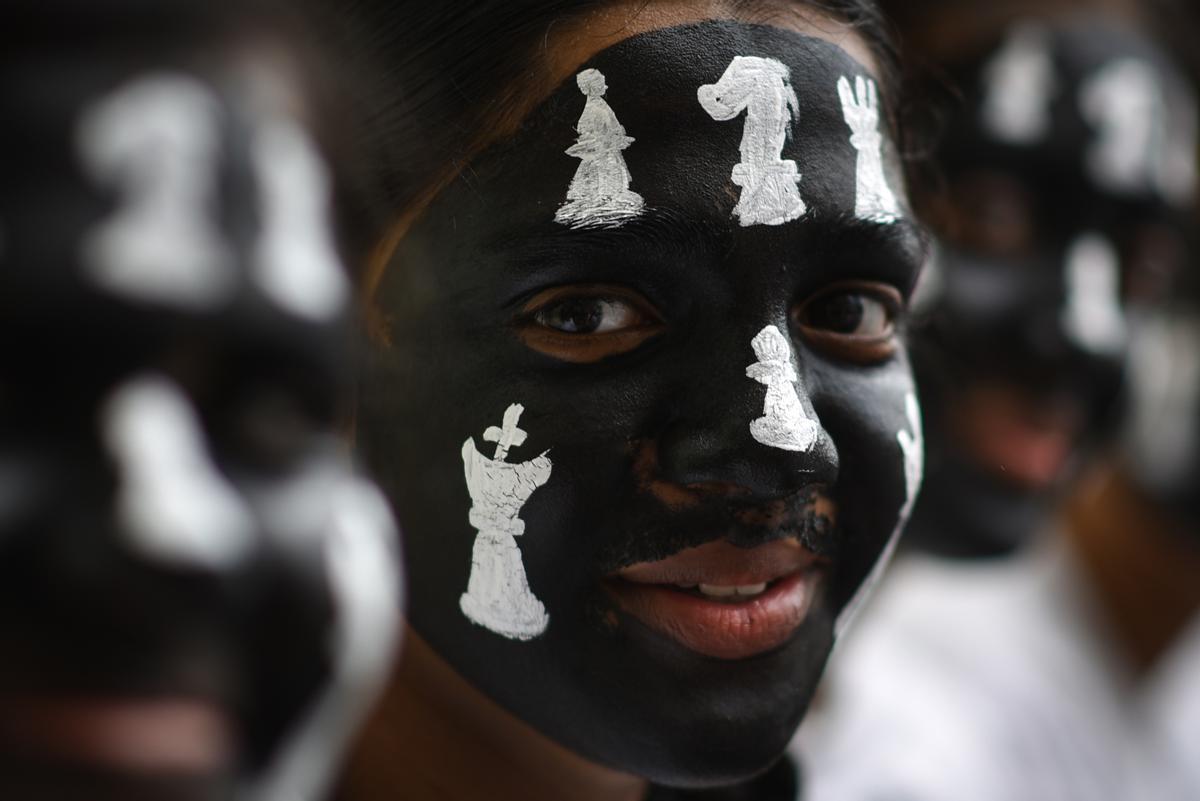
[
  {"left": 0, "top": 2, "right": 401, "bottom": 799},
  {"left": 897, "top": 0, "right": 1194, "bottom": 559},
  {"left": 798, "top": 2, "right": 1200, "bottom": 800}
]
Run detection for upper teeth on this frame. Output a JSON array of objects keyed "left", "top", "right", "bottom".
[{"left": 697, "top": 583, "right": 767, "bottom": 598}]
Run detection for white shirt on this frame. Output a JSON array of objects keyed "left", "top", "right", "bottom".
[{"left": 796, "top": 537, "right": 1200, "bottom": 801}]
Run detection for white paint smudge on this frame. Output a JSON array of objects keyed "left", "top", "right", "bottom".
[
  {"left": 698, "top": 56, "right": 806, "bottom": 227},
  {"left": 1061, "top": 232, "right": 1126, "bottom": 354},
  {"left": 555, "top": 69, "right": 645, "bottom": 229},
  {"left": 102, "top": 375, "right": 253, "bottom": 569},
  {"left": 250, "top": 477, "right": 401, "bottom": 801},
  {"left": 836, "top": 391, "right": 923, "bottom": 636},
  {"left": 1080, "top": 58, "right": 1166, "bottom": 196},
  {"left": 459, "top": 404, "right": 551, "bottom": 640},
  {"left": 837, "top": 75, "right": 900, "bottom": 223},
  {"left": 746, "top": 325, "right": 818, "bottom": 452},
  {"left": 78, "top": 73, "right": 235, "bottom": 309},
  {"left": 1126, "top": 313, "right": 1200, "bottom": 488},
  {"left": 980, "top": 23, "right": 1057, "bottom": 144},
  {"left": 1156, "top": 83, "right": 1198, "bottom": 205},
  {"left": 251, "top": 115, "right": 349, "bottom": 321}
]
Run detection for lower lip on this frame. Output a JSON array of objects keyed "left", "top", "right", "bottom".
[{"left": 604, "top": 570, "right": 821, "bottom": 660}]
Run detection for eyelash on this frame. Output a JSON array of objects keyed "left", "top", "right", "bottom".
[
  {"left": 513, "top": 280, "right": 903, "bottom": 366},
  {"left": 514, "top": 285, "right": 664, "bottom": 363},
  {"left": 791, "top": 281, "right": 903, "bottom": 365}
]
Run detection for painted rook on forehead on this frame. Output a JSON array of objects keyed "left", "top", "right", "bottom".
[
  {"left": 459, "top": 404, "right": 552, "bottom": 640},
  {"left": 698, "top": 56, "right": 805, "bottom": 226},
  {"left": 746, "top": 325, "right": 818, "bottom": 451},
  {"left": 838, "top": 75, "right": 899, "bottom": 223},
  {"left": 555, "top": 69, "right": 645, "bottom": 229},
  {"left": 981, "top": 24, "right": 1056, "bottom": 144}
]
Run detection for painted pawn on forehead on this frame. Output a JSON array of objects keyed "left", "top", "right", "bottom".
[
  {"left": 311, "top": 1, "right": 925, "bottom": 799},
  {"left": 0, "top": 2, "right": 401, "bottom": 799},
  {"left": 901, "top": 11, "right": 1197, "bottom": 557}
]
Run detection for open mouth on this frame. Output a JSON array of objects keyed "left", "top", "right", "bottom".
[{"left": 604, "top": 538, "right": 827, "bottom": 660}]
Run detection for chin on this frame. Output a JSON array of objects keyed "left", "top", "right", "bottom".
[{"left": 505, "top": 598, "right": 834, "bottom": 788}]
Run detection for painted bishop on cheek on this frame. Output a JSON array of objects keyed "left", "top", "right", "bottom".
[{"left": 362, "top": 20, "right": 923, "bottom": 788}]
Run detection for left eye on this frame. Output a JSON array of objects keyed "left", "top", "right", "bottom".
[
  {"left": 792, "top": 282, "right": 902, "bottom": 364},
  {"left": 533, "top": 297, "right": 643, "bottom": 334}
]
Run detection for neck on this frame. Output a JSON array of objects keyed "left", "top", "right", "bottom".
[
  {"left": 333, "top": 627, "right": 648, "bottom": 801},
  {"left": 1065, "top": 463, "right": 1200, "bottom": 674}
]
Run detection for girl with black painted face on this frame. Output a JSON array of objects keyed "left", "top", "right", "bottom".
[{"left": 317, "top": 1, "right": 925, "bottom": 799}]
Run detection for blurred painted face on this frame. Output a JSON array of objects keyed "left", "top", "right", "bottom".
[
  {"left": 1125, "top": 265, "right": 1200, "bottom": 532},
  {"left": 907, "top": 16, "right": 1196, "bottom": 554},
  {"left": 361, "top": 20, "right": 923, "bottom": 784},
  {"left": 0, "top": 13, "right": 400, "bottom": 799}
]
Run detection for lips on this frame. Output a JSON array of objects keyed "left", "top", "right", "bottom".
[
  {"left": 604, "top": 538, "right": 827, "bottom": 660},
  {"left": 0, "top": 695, "right": 234, "bottom": 777}
]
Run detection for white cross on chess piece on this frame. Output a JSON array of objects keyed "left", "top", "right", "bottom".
[{"left": 484, "top": 403, "right": 528, "bottom": 462}]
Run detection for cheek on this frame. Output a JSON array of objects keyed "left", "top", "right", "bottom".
[
  {"left": 808, "top": 358, "right": 916, "bottom": 610},
  {"left": 358, "top": 323, "right": 651, "bottom": 609}
]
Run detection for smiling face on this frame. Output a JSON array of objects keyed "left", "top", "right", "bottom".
[{"left": 360, "top": 21, "right": 922, "bottom": 784}]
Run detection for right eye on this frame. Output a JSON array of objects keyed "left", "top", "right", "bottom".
[
  {"left": 515, "top": 284, "right": 664, "bottom": 363},
  {"left": 533, "top": 297, "right": 645, "bottom": 335}
]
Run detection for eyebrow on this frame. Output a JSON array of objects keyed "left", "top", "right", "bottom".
[
  {"left": 487, "top": 205, "right": 728, "bottom": 259},
  {"left": 488, "top": 206, "right": 931, "bottom": 292},
  {"left": 808, "top": 212, "right": 931, "bottom": 290}
]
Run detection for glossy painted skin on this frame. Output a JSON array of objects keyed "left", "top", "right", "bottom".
[
  {"left": 361, "top": 22, "right": 922, "bottom": 785},
  {"left": 0, "top": 5, "right": 400, "bottom": 799},
  {"left": 905, "top": 17, "right": 1196, "bottom": 557}
]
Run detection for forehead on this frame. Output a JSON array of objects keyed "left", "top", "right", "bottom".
[{"left": 443, "top": 21, "right": 902, "bottom": 243}]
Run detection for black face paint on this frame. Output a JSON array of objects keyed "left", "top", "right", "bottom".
[
  {"left": 0, "top": 5, "right": 401, "bottom": 798},
  {"left": 905, "top": 16, "right": 1197, "bottom": 558},
  {"left": 361, "top": 22, "right": 922, "bottom": 784}
]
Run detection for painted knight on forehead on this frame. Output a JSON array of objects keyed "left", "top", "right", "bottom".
[
  {"left": 943, "top": 17, "right": 1196, "bottom": 215},
  {"left": 419, "top": 21, "right": 905, "bottom": 245}
]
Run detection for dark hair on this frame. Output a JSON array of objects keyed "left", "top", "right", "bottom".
[{"left": 301, "top": 0, "right": 901, "bottom": 256}]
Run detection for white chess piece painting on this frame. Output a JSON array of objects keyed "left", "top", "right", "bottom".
[
  {"left": 1079, "top": 58, "right": 1166, "bottom": 196},
  {"left": 746, "top": 325, "right": 819, "bottom": 452},
  {"left": 77, "top": 73, "right": 235, "bottom": 309},
  {"left": 980, "top": 23, "right": 1056, "bottom": 144},
  {"left": 837, "top": 391, "right": 923, "bottom": 635},
  {"left": 698, "top": 56, "right": 806, "bottom": 226},
  {"left": 555, "top": 69, "right": 645, "bottom": 229},
  {"left": 1061, "top": 232, "right": 1126, "bottom": 354},
  {"left": 837, "top": 75, "right": 900, "bottom": 223},
  {"left": 459, "top": 403, "right": 552, "bottom": 640}
]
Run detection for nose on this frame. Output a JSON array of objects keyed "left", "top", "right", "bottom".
[{"left": 655, "top": 323, "right": 838, "bottom": 502}]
